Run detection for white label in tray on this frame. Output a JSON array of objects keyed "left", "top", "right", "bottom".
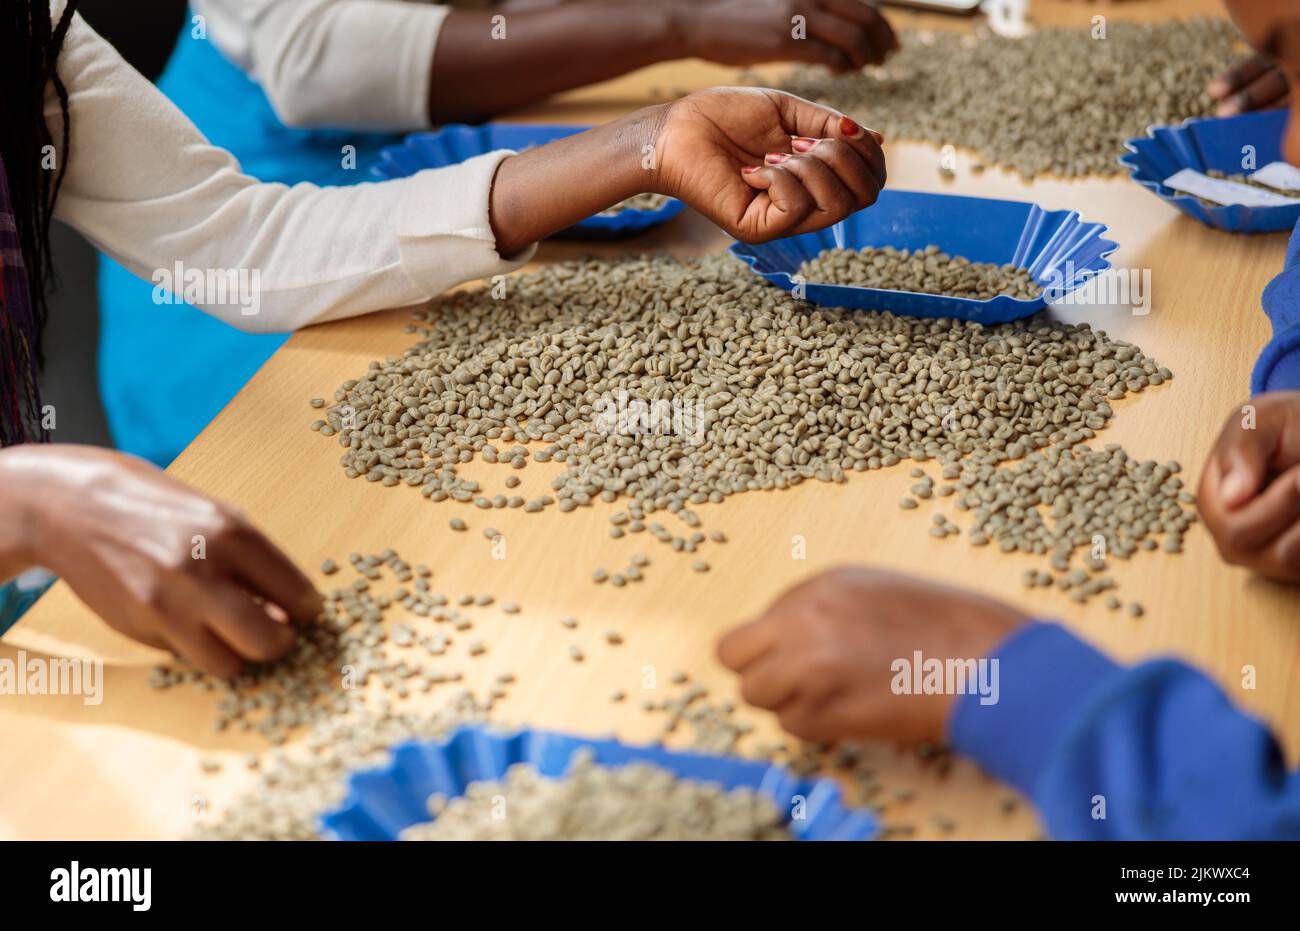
[
  {"left": 1249, "top": 161, "right": 1300, "bottom": 192},
  {"left": 1162, "top": 168, "right": 1300, "bottom": 208}
]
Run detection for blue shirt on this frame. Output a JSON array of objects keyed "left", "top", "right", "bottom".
[
  {"left": 949, "top": 224, "right": 1300, "bottom": 839},
  {"left": 950, "top": 624, "right": 1300, "bottom": 839},
  {"left": 1252, "top": 218, "right": 1300, "bottom": 394}
]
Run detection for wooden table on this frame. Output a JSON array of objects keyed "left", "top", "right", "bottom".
[{"left": 6, "top": 0, "right": 1290, "bottom": 841}]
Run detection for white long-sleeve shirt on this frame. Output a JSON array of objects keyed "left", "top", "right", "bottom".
[
  {"left": 192, "top": 0, "right": 451, "bottom": 130},
  {"left": 49, "top": 7, "right": 533, "bottom": 334}
]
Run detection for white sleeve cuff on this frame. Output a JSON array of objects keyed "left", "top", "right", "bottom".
[
  {"left": 248, "top": 0, "right": 451, "bottom": 131},
  {"left": 390, "top": 2, "right": 449, "bottom": 130},
  {"left": 395, "top": 150, "right": 537, "bottom": 296}
]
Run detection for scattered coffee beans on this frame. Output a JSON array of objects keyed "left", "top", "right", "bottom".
[
  {"left": 904, "top": 443, "right": 1194, "bottom": 601},
  {"left": 156, "top": 547, "right": 531, "bottom": 839}
]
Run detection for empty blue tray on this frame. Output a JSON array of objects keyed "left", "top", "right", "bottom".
[
  {"left": 729, "top": 189, "right": 1116, "bottom": 324},
  {"left": 1119, "top": 109, "right": 1298, "bottom": 233},
  {"left": 319, "top": 725, "right": 877, "bottom": 841},
  {"left": 369, "top": 124, "right": 686, "bottom": 239}
]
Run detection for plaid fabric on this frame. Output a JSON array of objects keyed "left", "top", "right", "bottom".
[
  {"left": 0, "top": 151, "right": 46, "bottom": 447},
  {"left": 0, "top": 155, "right": 52, "bottom": 632}
]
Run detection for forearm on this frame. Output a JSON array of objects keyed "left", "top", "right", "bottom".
[
  {"left": 429, "top": 3, "right": 686, "bottom": 123},
  {"left": 0, "top": 448, "right": 45, "bottom": 583},
  {"left": 489, "top": 106, "right": 664, "bottom": 255},
  {"left": 243, "top": 0, "right": 451, "bottom": 130},
  {"left": 54, "top": 13, "right": 531, "bottom": 333}
]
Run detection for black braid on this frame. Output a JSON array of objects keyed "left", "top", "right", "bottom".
[{"left": 1, "top": 0, "right": 77, "bottom": 365}]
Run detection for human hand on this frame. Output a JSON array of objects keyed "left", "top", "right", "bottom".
[
  {"left": 0, "top": 445, "right": 320, "bottom": 676},
  {"left": 1198, "top": 392, "right": 1300, "bottom": 582},
  {"left": 717, "top": 567, "right": 1029, "bottom": 743},
  {"left": 1208, "top": 53, "right": 1289, "bottom": 116},
  {"left": 677, "top": 0, "right": 899, "bottom": 71},
  {"left": 652, "top": 87, "right": 886, "bottom": 243}
]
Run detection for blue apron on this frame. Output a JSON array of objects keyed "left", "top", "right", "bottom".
[
  {"left": 97, "top": 20, "right": 405, "bottom": 466},
  {"left": 0, "top": 570, "right": 55, "bottom": 636}
]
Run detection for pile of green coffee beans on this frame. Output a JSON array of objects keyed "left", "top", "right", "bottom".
[
  {"left": 318, "top": 253, "right": 1166, "bottom": 519},
  {"left": 799, "top": 245, "right": 1041, "bottom": 300},
  {"left": 401, "top": 749, "right": 790, "bottom": 841},
  {"left": 314, "top": 252, "right": 1188, "bottom": 601},
  {"left": 779, "top": 19, "right": 1241, "bottom": 178}
]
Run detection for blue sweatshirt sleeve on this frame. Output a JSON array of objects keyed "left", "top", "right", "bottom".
[
  {"left": 948, "top": 623, "right": 1300, "bottom": 839},
  {"left": 1251, "top": 219, "right": 1300, "bottom": 394}
]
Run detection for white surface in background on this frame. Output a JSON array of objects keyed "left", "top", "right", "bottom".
[
  {"left": 1249, "top": 161, "right": 1300, "bottom": 192},
  {"left": 1163, "top": 168, "right": 1300, "bottom": 207}
]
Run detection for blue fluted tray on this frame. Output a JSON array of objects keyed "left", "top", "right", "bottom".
[
  {"left": 369, "top": 124, "right": 686, "bottom": 239},
  {"left": 319, "top": 725, "right": 877, "bottom": 841},
  {"left": 1118, "top": 109, "right": 1298, "bottom": 233},
  {"left": 729, "top": 189, "right": 1116, "bottom": 324}
]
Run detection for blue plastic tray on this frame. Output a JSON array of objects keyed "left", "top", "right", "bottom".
[
  {"left": 729, "top": 189, "right": 1116, "bottom": 324},
  {"left": 1119, "top": 110, "right": 1298, "bottom": 233},
  {"left": 369, "top": 124, "right": 686, "bottom": 239},
  {"left": 319, "top": 725, "right": 877, "bottom": 841}
]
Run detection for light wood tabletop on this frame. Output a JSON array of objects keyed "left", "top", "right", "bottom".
[{"left": 6, "top": 0, "right": 1290, "bottom": 841}]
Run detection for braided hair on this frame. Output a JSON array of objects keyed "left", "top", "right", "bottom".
[{"left": 0, "top": 0, "right": 76, "bottom": 445}]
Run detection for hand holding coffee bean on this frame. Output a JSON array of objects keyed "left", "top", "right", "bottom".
[
  {"left": 651, "top": 88, "right": 886, "bottom": 244},
  {"left": 489, "top": 87, "right": 885, "bottom": 253},
  {"left": 1199, "top": 392, "right": 1300, "bottom": 582},
  {"left": 0, "top": 445, "right": 322, "bottom": 676},
  {"left": 717, "top": 567, "right": 1028, "bottom": 744}
]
